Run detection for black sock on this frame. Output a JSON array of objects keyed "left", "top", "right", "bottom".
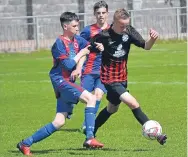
[
  {"left": 132, "top": 107, "right": 149, "bottom": 125},
  {"left": 94, "top": 107, "right": 112, "bottom": 135}
]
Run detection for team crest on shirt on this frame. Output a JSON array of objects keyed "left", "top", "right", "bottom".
[{"left": 122, "top": 34, "right": 129, "bottom": 42}]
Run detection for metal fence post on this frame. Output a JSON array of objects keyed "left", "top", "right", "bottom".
[
  {"left": 130, "top": 10, "right": 134, "bottom": 27},
  {"left": 176, "top": 8, "right": 180, "bottom": 39},
  {"left": 84, "top": 13, "right": 87, "bottom": 27},
  {"left": 35, "top": 17, "right": 40, "bottom": 50}
]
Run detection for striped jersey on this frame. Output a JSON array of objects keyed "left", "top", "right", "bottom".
[
  {"left": 90, "top": 25, "right": 146, "bottom": 84},
  {"left": 49, "top": 35, "right": 88, "bottom": 82},
  {"left": 80, "top": 23, "right": 110, "bottom": 75}
]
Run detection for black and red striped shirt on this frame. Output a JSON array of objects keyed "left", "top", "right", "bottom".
[{"left": 90, "top": 25, "right": 145, "bottom": 84}]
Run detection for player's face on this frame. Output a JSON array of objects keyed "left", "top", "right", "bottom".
[
  {"left": 94, "top": 7, "right": 108, "bottom": 25},
  {"left": 113, "top": 18, "right": 130, "bottom": 34},
  {"left": 64, "top": 20, "right": 79, "bottom": 36}
]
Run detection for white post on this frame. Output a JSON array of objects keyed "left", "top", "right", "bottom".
[
  {"left": 130, "top": 10, "right": 134, "bottom": 27},
  {"left": 84, "top": 13, "right": 87, "bottom": 27},
  {"left": 176, "top": 8, "right": 180, "bottom": 39},
  {"left": 35, "top": 17, "right": 40, "bottom": 50}
]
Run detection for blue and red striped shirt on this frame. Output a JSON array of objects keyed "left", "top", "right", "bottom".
[
  {"left": 80, "top": 23, "right": 110, "bottom": 75},
  {"left": 49, "top": 35, "right": 88, "bottom": 81}
]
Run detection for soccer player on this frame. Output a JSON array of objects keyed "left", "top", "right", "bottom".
[
  {"left": 79, "top": 1, "right": 110, "bottom": 131},
  {"left": 90, "top": 8, "right": 167, "bottom": 145},
  {"left": 17, "top": 12, "right": 104, "bottom": 156}
]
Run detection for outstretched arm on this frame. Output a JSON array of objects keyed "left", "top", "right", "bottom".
[{"left": 144, "top": 28, "right": 159, "bottom": 50}]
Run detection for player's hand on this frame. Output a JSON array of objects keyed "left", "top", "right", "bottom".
[
  {"left": 94, "top": 42, "right": 104, "bottom": 51},
  {"left": 80, "top": 45, "right": 91, "bottom": 55},
  {"left": 149, "top": 28, "right": 159, "bottom": 40},
  {"left": 71, "top": 69, "right": 82, "bottom": 82}
]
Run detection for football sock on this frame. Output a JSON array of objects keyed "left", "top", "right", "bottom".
[
  {"left": 82, "top": 100, "right": 101, "bottom": 128},
  {"left": 94, "top": 107, "right": 112, "bottom": 135},
  {"left": 85, "top": 107, "right": 96, "bottom": 139},
  {"left": 22, "top": 123, "right": 57, "bottom": 146},
  {"left": 94, "top": 100, "right": 101, "bottom": 114},
  {"left": 132, "top": 107, "right": 149, "bottom": 125}
]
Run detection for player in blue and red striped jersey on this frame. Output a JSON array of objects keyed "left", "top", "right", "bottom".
[
  {"left": 17, "top": 12, "right": 104, "bottom": 156},
  {"left": 79, "top": 1, "right": 110, "bottom": 132}
]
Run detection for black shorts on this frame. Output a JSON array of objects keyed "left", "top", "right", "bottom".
[{"left": 104, "top": 82, "right": 128, "bottom": 105}]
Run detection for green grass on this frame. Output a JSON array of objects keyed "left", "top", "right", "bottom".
[{"left": 0, "top": 41, "right": 187, "bottom": 157}]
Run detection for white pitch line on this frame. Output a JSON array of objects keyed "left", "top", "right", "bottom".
[{"left": 0, "top": 80, "right": 186, "bottom": 85}]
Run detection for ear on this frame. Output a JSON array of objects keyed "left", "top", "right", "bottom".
[{"left": 63, "top": 24, "right": 68, "bottom": 30}]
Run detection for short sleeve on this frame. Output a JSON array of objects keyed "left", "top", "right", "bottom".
[
  {"left": 80, "top": 26, "right": 91, "bottom": 41},
  {"left": 77, "top": 36, "right": 89, "bottom": 50},
  {"left": 127, "top": 25, "right": 145, "bottom": 48},
  {"left": 51, "top": 38, "right": 68, "bottom": 60}
]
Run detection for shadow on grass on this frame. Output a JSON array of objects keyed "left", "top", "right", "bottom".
[
  {"left": 9, "top": 147, "right": 153, "bottom": 155},
  {"left": 59, "top": 128, "right": 80, "bottom": 132}
]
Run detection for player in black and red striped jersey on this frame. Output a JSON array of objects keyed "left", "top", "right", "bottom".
[{"left": 90, "top": 8, "right": 167, "bottom": 145}]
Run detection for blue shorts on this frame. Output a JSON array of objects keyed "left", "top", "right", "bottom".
[
  {"left": 50, "top": 77, "right": 84, "bottom": 115},
  {"left": 81, "top": 74, "right": 106, "bottom": 93}
]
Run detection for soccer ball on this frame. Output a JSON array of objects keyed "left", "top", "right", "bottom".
[{"left": 142, "top": 120, "right": 162, "bottom": 140}]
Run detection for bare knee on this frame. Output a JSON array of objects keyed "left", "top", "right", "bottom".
[
  {"left": 52, "top": 119, "right": 65, "bottom": 129},
  {"left": 120, "top": 92, "right": 140, "bottom": 109},
  {"left": 52, "top": 113, "right": 67, "bottom": 129},
  {"left": 94, "top": 89, "right": 104, "bottom": 101},
  {"left": 80, "top": 90, "right": 96, "bottom": 107},
  {"left": 126, "top": 99, "right": 140, "bottom": 109},
  {"left": 87, "top": 94, "right": 96, "bottom": 107},
  {"left": 95, "top": 93, "right": 103, "bottom": 101},
  {"left": 130, "top": 101, "right": 140, "bottom": 109}
]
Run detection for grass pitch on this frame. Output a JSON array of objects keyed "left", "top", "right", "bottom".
[{"left": 0, "top": 41, "right": 186, "bottom": 157}]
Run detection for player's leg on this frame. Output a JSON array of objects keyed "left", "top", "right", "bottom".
[
  {"left": 59, "top": 80, "right": 104, "bottom": 148},
  {"left": 17, "top": 82, "right": 76, "bottom": 155},
  {"left": 94, "top": 83, "right": 122, "bottom": 136},
  {"left": 79, "top": 90, "right": 104, "bottom": 148},
  {"left": 120, "top": 91, "right": 149, "bottom": 125},
  {"left": 94, "top": 102, "right": 120, "bottom": 136},
  {"left": 94, "top": 76, "right": 106, "bottom": 114},
  {"left": 119, "top": 82, "right": 167, "bottom": 145},
  {"left": 17, "top": 99, "right": 68, "bottom": 156},
  {"left": 80, "top": 74, "right": 95, "bottom": 131}
]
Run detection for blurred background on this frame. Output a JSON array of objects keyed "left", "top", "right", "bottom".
[{"left": 0, "top": 0, "right": 187, "bottom": 52}]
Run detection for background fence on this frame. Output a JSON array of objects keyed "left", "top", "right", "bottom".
[{"left": 0, "top": 7, "right": 187, "bottom": 52}]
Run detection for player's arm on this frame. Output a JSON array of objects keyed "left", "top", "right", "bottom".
[
  {"left": 128, "top": 25, "right": 145, "bottom": 49},
  {"left": 89, "top": 33, "right": 106, "bottom": 52},
  {"left": 144, "top": 28, "right": 159, "bottom": 50},
  {"left": 128, "top": 26, "right": 158, "bottom": 50},
  {"left": 52, "top": 38, "right": 90, "bottom": 71},
  {"left": 73, "top": 46, "right": 90, "bottom": 63},
  {"left": 71, "top": 55, "right": 86, "bottom": 80}
]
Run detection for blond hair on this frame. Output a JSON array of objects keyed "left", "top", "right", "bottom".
[{"left": 113, "top": 8, "right": 130, "bottom": 20}]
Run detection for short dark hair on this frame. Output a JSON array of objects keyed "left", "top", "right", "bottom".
[
  {"left": 114, "top": 8, "right": 130, "bottom": 20},
  {"left": 93, "top": 1, "right": 108, "bottom": 12},
  {"left": 60, "top": 12, "right": 79, "bottom": 28}
]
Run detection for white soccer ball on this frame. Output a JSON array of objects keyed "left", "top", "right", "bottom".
[{"left": 142, "top": 120, "right": 162, "bottom": 140}]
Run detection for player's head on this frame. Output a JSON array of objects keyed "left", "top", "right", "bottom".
[
  {"left": 60, "top": 12, "right": 79, "bottom": 36},
  {"left": 112, "top": 8, "right": 130, "bottom": 34},
  {"left": 93, "top": 1, "right": 108, "bottom": 25}
]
